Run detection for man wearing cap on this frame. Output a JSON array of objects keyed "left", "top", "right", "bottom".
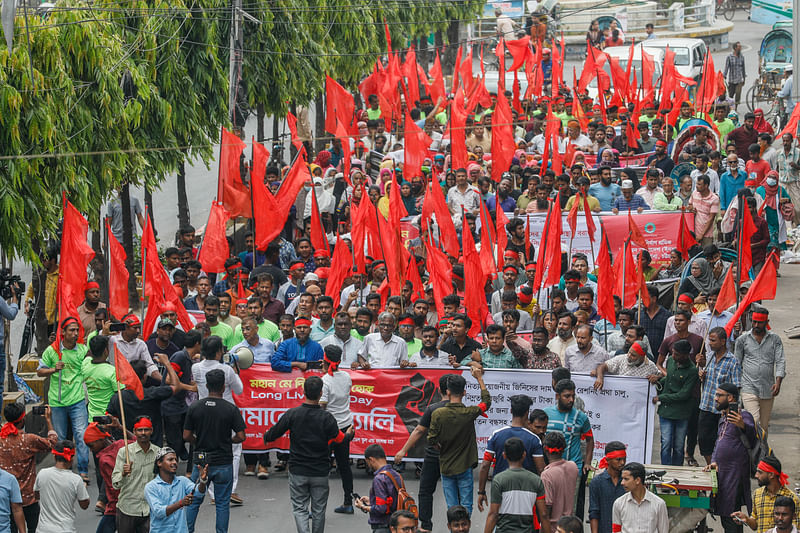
[
  {"left": 35, "top": 439, "right": 90, "bottom": 533},
  {"left": 112, "top": 416, "right": 160, "bottom": 533},
  {"left": 278, "top": 261, "right": 306, "bottom": 307},
  {"left": 612, "top": 179, "right": 649, "bottom": 213},
  {"left": 37, "top": 317, "right": 91, "bottom": 482},
  {"left": 735, "top": 307, "right": 785, "bottom": 434},
  {"left": 145, "top": 447, "right": 208, "bottom": 533},
  {"left": 146, "top": 318, "right": 179, "bottom": 372},
  {"left": 732, "top": 456, "right": 800, "bottom": 533},
  {"left": 653, "top": 339, "right": 699, "bottom": 466},
  {"left": 645, "top": 139, "right": 676, "bottom": 177},
  {"left": 85, "top": 419, "right": 130, "bottom": 533},
  {"left": 109, "top": 313, "right": 162, "bottom": 381},
  {"left": 593, "top": 341, "right": 660, "bottom": 390},
  {"left": 0, "top": 402, "right": 57, "bottom": 532},
  {"left": 566, "top": 120, "right": 592, "bottom": 150},
  {"left": 77, "top": 281, "right": 106, "bottom": 334}
]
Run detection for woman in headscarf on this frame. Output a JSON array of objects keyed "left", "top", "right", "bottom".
[
  {"left": 595, "top": 147, "right": 619, "bottom": 168},
  {"left": 677, "top": 257, "right": 720, "bottom": 304},
  {"left": 755, "top": 170, "right": 791, "bottom": 249},
  {"left": 752, "top": 108, "right": 775, "bottom": 136},
  {"left": 313, "top": 150, "right": 332, "bottom": 170},
  {"left": 378, "top": 167, "right": 393, "bottom": 195},
  {"left": 400, "top": 181, "right": 419, "bottom": 216}
]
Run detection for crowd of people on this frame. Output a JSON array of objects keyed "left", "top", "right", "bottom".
[{"left": 1, "top": 26, "right": 798, "bottom": 533}]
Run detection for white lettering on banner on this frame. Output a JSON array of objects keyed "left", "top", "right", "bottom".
[
  {"left": 353, "top": 407, "right": 395, "bottom": 432},
  {"left": 241, "top": 407, "right": 288, "bottom": 427},
  {"left": 518, "top": 212, "right": 601, "bottom": 269},
  {"left": 462, "top": 369, "right": 655, "bottom": 463}
]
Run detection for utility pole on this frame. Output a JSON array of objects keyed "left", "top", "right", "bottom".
[
  {"left": 793, "top": 0, "right": 800, "bottom": 104},
  {"left": 228, "top": 0, "right": 243, "bottom": 126}
]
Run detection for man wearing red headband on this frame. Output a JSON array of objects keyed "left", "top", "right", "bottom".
[
  {"left": 277, "top": 261, "right": 306, "bottom": 307},
  {"left": 593, "top": 341, "right": 660, "bottom": 391},
  {"left": 112, "top": 416, "right": 160, "bottom": 532},
  {"left": 541, "top": 432, "right": 577, "bottom": 530},
  {"left": 77, "top": 281, "right": 106, "bottom": 335},
  {"left": 732, "top": 456, "right": 800, "bottom": 532},
  {"left": 588, "top": 441, "right": 627, "bottom": 533},
  {"left": 664, "top": 293, "right": 709, "bottom": 340},
  {"left": 490, "top": 266, "right": 520, "bottom": 316},
  {"left": 271, "top": 316, "right": 324, "bottom": 372},
  {"left": 397, "top": 313, "right": 422, "bottom": 363},
  {"left": 736, "top": 306, "right": 785, "bottom": 436},
  {"left": 85, "top": 419, "right": 129, "bottom": 532},
  {"left": 35, "top": 440, "right": 90, "bottom": 532}
]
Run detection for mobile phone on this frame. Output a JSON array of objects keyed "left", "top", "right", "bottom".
[
  {"left": 109, "top": 322, "right": 126, "bottom": 332},
  {"left": 32, "top": 405, "right": 47, "bottom": 415},
  {"left": 306, "top": 360, "right": 323, "bottom": 370},
  {"left": 729, "top": 403, "right": 738, "bottom": 413},
  {"left": 93, "top": 415, "right": 113, "bottom": 424},
  {"left": 193, "top": 452, "right": 207, "bottom": 465}
]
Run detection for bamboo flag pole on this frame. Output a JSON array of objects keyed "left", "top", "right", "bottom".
[{"left": 115, "top": 378, "right": 130, "bottom": 465}]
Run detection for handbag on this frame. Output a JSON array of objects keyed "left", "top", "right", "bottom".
[{"left": 780, "top": 201, "right": 795, "bottom": 221}]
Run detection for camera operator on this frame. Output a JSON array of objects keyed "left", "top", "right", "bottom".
[
  {"left": 0, "top": 273, "right": 20, "bottom": 397},
  {"left": 0, "top": 403, "right": 58, "bottom": 533}
]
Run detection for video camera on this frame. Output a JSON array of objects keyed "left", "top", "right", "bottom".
[{"left": 0, "top": 268, "right": 24, "bottom": 300}]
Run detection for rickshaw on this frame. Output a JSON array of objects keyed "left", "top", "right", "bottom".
[
  {"left": 670, "top": 119, "right": 721, "bottom": 163},
  {"left": 746, "top": 24, "right": 792, "bottom": 121}
]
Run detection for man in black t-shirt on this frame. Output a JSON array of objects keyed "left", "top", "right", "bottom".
[
  {"left": 161, "top": 329, "right": 201, "bottom": 464},
  {"left": 441, "top": 314, "right": 482, "bottom": 368},
  {"left": 183, "top": 369, "right": 246, "bottom": 533}
]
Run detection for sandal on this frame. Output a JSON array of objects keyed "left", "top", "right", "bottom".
[
  {"left": 81, "top": 474, "right": 91, "bottom": 485},
  {"left": 686, "top": 457, "right": 700, "bottom": 467}
]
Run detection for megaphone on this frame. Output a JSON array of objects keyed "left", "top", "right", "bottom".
[{"left": 223, "top": 346, "right": 254, "bottom": 370}]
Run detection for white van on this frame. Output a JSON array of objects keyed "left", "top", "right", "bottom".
[{"left": 637, "top": 38, "right": 707, "bottom": 85}]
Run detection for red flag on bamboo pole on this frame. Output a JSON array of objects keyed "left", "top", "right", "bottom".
[
  {"left": 425, "top": 239, "right": 453, "bottom": 320},
  {"left": 218, "top": 128, "right": 251, "bottom": 218},
  {"left": 309, "top": 186, "right": 330, "bottom": 256},
  {"left": 462, "top": 208, "right": 488, "bottom": 337},
  {"left": 724, "top": 253, "right": 778, "bottom": 336},
  {"left": 197, "top": 202, "right": 230, "bottom": 274},
  {"left": 677, "top": 208, "right": 698, "bottom": 260},
  {"left": 325, "top": 234, "right": 351, "bottom": 310},
  {"left": 106, "top": 219, "right": 129, "bottom": 320},
  {"left": 715, "top": 265, "right": 737, "bottom": 313},
  {"left": 738, "top": 201, "right": 756, "bottom": 281},
  {"left": 596, "top": 231, "right": 616, "bottom": 325},
  {"left": 114, "top": 344, "right": 143, "bottom": 400}
]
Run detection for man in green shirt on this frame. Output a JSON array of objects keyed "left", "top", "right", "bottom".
[
  {"left": 652, "top": 339, "right": 698, "bottom": 466},
  {"left": 397, "top": 313, "right": 422, "bottom": 359},
  {"left": 366, "top": 94, "right": 381, "bottom": 120},
  {"left": 82, "top": 335, "right": 117, "bottom": 419},
  {"left": 112, "top": 415, "right": 160, "bottom": 532},
  {"left": 37, "top": 317, "right": 91, "bottom": 479},
  {"left": 713, "top": 105, "right": 736, "bottom": 150},
  {"left": 203, "top": 295, "right": 234, "bottom": 349},
  {"left": 229, "top": 296, "right": 279, "bottom": 346},
  {"left": 428, "top": 366, "right": 491, "bottom": 514},
  {"left": 465, "top": 325, "right": 522, "bottom": 369},
  {"left": 485, "top": 437, "right": 550, "bottom": 533}
]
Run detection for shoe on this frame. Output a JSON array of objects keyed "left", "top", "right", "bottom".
[
  {"left": 245, "top": 464, "right": 256, "bottom": 477},
  {"left": 275, "top": 460, "right": 287, "bottom": 472},
  {"left": 334, "top": 504, "right": 354, "bottom": 514},
  {"left": 95, "top": 501, "right": 106, "bottom": 514},
  {"left": 257, "top": 465, "right": 270, "bottom": 480},
  {"left": 230, "top": 493, "right": 244, "bottom": 505}
]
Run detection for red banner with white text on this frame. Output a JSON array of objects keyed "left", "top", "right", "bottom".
[{"left": 600, "top": 211, "right": 694, "bottom": 267}]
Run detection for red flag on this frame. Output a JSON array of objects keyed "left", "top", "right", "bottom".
[
  {"left": 422, "top": 180, "right": 460, "bottom": 259},
  {"left": 596, "top": 232, "right": 616, "bottom": 325},
  {"left": 697, "top": 50, "right": 718, "bottom": 114},
  {"left": 114, "top": 344, "right": 143, "bottom": 400},
  {"left": 628, "top": 211, "right": 649, "bottom": 249},
  {"left": 334, "top": 118, "right": 352, "bottom": 183},
  {"left": 636, "top": 253, "right": 651, "bottom": 308},
  {"left": 724, "top": 253, "right": 778, "bottom": 336},
  {"left": 478, "top": 200, "right": 497, "bottom": 279},
  {"left": 197, "top": 202, "right": 231, "bottom": 274},
  {"left": 377, "top": 207, "right": 404, "bottom": 295},
  {"left": 582, "top": 194, "right": 596, "bottom": 242},
  {"left": 506, "top": 35, "right": 533, "bottom": 71},
  {"left": 56, "top": 195, "right": 95, "bottom": 348},
  {"left": 325, "top": 234, "right": 351, "bottom": 310},
  {"left": 677, "top": 208, "right": 698, "bottom": 260},
  {"left": 358, "top": 63, "right": 380, "bottom": 104},
  {"left": 512, "top": 71, "right": 524, "bottom": 114},
  {"left": 641, "top": 50, "right": 656, "bottom": 105},
  {"left": 286, "top": 112, "right": 303, "bottom": 151},
  {"left": 384, "top": 20, "right": 392, "bottom": 53},
  {"left": 578, "top": 44, "right": 608, "bottom": 94},
  {"left": 404, "top": 254, "right": 424, "bottom": 303},
  {"left": 495, "top": 201, "right": 510, "bottom": 270},
  {"left": 425, "top": 239, "right": 453, "bottom": 320},
  {"left": 309, "top": 186, "right": 330, "bottom": 256},
  {"left": 105, "top": 219, "right": 129, "bottom": 320},
  {"left": 325, "top": 76, "right": 355, "bottom": 135},
  {"left": 567, "top": 191, "right": 581, "bottom": 236},
  {"left": 402, "top": 44, "right": 421, "bottom": 106},
  {"left": 429, "top": 52, "right": 446, "bottom": 104},
  {"left": 251, "top": 139, "right": 270, "bottom": 185},
  {"left": 404, "top": 113, "right": 433, "bottom": 180},
  {"left": 715, "top": 265, "right": 737, "bottom": 313},
  {"left": 452, "top": 46, "right": 462, "bottom": 93},
  {"left": 543, "top": 196, "right": 563, "bottom": 287},
  {"left": 218, "top": 128, "right": 251, "bottom": 218},
  {"left": 462, "top": 208, "right": 488, "bottom": 337},
  {"left": 237, "top": 277, "right": 247, "bottom": 300},
  {"left": 450, "top": 86, "right": 468, "bottom": 170},
  {"left": 490, "top": 90, "right": 515, "bottom": 182},
  {"left": 459, "top": 47, "right": 474, "bottom": 94},
  {"left": 613, "top": 241, "right": 639, "bottom": 308},
  {"left": 779, "top": 103, "right": 800, "bottom": 138},
  {"left": 739, "top": 200, "right": 756, "bottom": 281}
]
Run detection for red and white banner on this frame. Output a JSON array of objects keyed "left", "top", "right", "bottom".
[
  {"left": 602, "top": 212, "right": 694, "bottom": 267},
  {"left": 234, "top": 366, "right": 655, "bottom": 463}
]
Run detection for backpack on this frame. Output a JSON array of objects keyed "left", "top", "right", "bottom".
[
  {"left": 380, "top": 470, "right": 419, "bottom": 518},
  {"left": 739, "top": 416, "right": 774, "bottom": 478}
]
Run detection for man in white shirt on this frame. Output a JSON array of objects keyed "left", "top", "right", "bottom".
[
  {"left": 764, "top": 496, "right": 798, "bottom": 533},
  {"left": 635, "top": 169, "right": 663, "bottom": 209},
  {"left": 548, "top": 312, "right": 576, "bottom": 366},
  {"left": 109, "top": 314, "right": 162, "bottom": 381},
  {"left": 409, "top": 326, "right": 450, "bottom": 367},
  {"left": 612, "top": 462, "right": 668, "bottom": 533},
  {"left": 35, "top": 440, "right": 90, "bottom": 533},
  {"left": 355, "top": 312, "right": 407, "bottom": 368},
  {"left": 320, "top": 313, "right": 364, "bottom": 368}
]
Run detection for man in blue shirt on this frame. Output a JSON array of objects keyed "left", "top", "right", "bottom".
[
  {"left": 477, "top": 394, "right": 545, "bottom": 512},
  {"left": 588, "top": 166, "right": 621, "bottom": 211},
  {"left": 271, "top": 317, "right": 323, "bottom": 372},
  {"left": 612, "top": 180, "right": 650, "bottom": 213},
  {"left": 486, "top": 177, "right": 517, "bottom": 214},
  {"left": 719, "top": 153, "right": 747, "bottom": 212},
  {"left": 588, "top": 441, "right": 627, "bottom": 533},
  {"left": 228, "top": 318, "right": 275, "bottom": 364},
  {"left": 0, "top": 467, "right": 24, "bottom": 533},
  {"left": 145, "top": 448, "right": 208, "bottom": 533}
]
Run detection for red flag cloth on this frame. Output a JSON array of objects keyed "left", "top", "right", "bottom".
[
  {"left": 697, "top": 50, "right": 718, "bottom": 114},
  {"left": 491, "top": 90, "right": 515, "bottom": 182},
  {"left": 286, "top": 112, "right": 303, "bottom": 151},
  {"left": 358, "top": 63, "right": 380, "bottom": 104},
  {"left": 325, "top": 234, "right": 351, "bottom": 310},
  {"left": 613, "top": 241, "right": 639, "bottom": 308},
  {"left": 57, "top": 196, "right": 95, "bottom": 346},
  {"left": 582, "top": 194, "right": 597, "bottom": 242},
  {"left": 404, "top": 254, "right": 424, "bottom": 303},
  {"left": 426, "top": 181, "right": 460, "bottom": 259},
  {"left": 325, "top": 76, "right": 355, "bottom": 135},
  {"left": 309, "top": 186, "right": 330, "bottom": 256},
  {"left": 197, "top": 202, "right": 230, "bottom": 274},
  {"left": 567, "top": 191, "right": 581, "bottom": 236},
  {"left": 578, "top": 44, "right": 608, "bottom": 94},
  {"left": 715, "top": 264, "right": 737, "bottom": 314},
  {"left": 462, "top": 208, "right": 488, "bottom": 337},
  {"left": 219, "top": 128, "right": 251, "bottom": 218},
  {"left": 608, "top": 57, "right": 628, "bottom": 108},
  {"left": 429, "top": 52, "right": 446, "bottom": 104},
  {"left": 459, "top": 47, "right": 474, "bottom": 94},
  {"left": 641, "top": 50, "right": 656, "bottom": 105},
  {"left": 636, "top": 253, "right": 651, "bottom": 308},
  {"left": 237, "top": 277, "right": 247, "bottom": 300},
  {"left": 114, "top": 344, "right": 143, "bottom": 400},
  {"left": 452, "top": 46, "right": 462, "bottom": 94},
  {"left": 384, "top": 20, "right": 392, "bottom": 53},
  {"left": 105, "top": 219, "right": 129, "bottom": 320},
  {"left": 505, "top": 35, "right": 532, "bottom": 72},
  {"left": 425, "top": 240, "right": 453, "bottom": 320},
  {"left": 350, "top": 190, "right": 369, "bottom": 275},
  {"left": 628, "top": 211, "right": 649, "bottom": 249},
  {"left": 334, "top": 118, "right": 352, "bottom": 183},
  {"left": 253, "top": 147, "right": 311, "bottom": 249},
  {"left": 450, "top": 87, "right": 469, "bottom": 171},
  {"left": 402, "top": 45, "right": 421, "bottom": 106},
  {"left": 543, "top": 196, "right": 563, "bottom": 287},
  {"left": 495, "top": 202, "right": 510, "bottom": 270},
  {"left": 512, "top": 71, "right": 524, "bottom": 114},
  {"left": 251, "top": 139, "right": 270, "bottom": 185},
  {"left": 479, "top": 200, "right": 497, "bottom": 279},
  {"left": 677, "top": 209, "right": 698, "bottom": 260},
  {"left": 532, "top": 202, "right": 552, "bottom": 290},
  {"left": 596, "top": 232, "right": 616, "bottom": 326},
  {"left": 779, "top": 103, "right": 800, "bottom": 138},
  {"left": 738, "top": 200, "right": 756, "bottom": 281},
  {"left": 404, "top": 113, "right": 433, "bottom": 180},
  {"left": 377, "top": 208, "right": 404, "bottom": 295},
  {"left": 724, "top": 253, "right": 778, "bottom": 336}
]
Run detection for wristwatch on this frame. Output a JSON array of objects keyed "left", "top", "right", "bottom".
[{"left": 477, "top": 491, "right": 486, "bottom": 495}]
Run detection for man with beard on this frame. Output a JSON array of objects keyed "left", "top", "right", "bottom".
[
  {"left": 731, "top": 457, "right": 800, "bottom": 533},
  {"left": 310, "top": 295, "right": 335, "bottom": 342},
  {"left": 527, "top": 184, "right": 551, "bottom": 214},
  {"left": 657, "top": 311, "right": 704, "bottom": 373},
  {"left": 217, "top": 293, "right": 241, "bottom": 330},
  {"left": 645, "top": 139, "right": 675, "bottom": 176},
  {"left": 409, "top": 326, "right": 449, "bottom": 367},
  {"left": 547, "top": 312, "right": 576, "bottom": 366},
  {"left": 443, "top": 314, "right": 482, "bottom": 367},
  {"left": 487, "top": 176, "right": 516, "bottom": 213},
  {"left": 320, "top": 312, "right": 364, "bottom": 368},
  {"left": 588, "top": 166, "right": 621, "bottom": 211},
  {"left": 201, "top": 296, "right": 234, "bottom": 349},
  {"left": 594, "top": 341, "right": 660, "bottom": 390},
  {"left": 351, "top": 308, "right": 373, "bottom": 340},
  {"left": 728, "top": 112, "right": 759, "bottom": 162},
  {"left": 564, "top": 325, "right": 608, "bottom": 374},
  {"left": 528, "top": 327, "right": 561, "bottom": 370},
  {"left": 272, "top": 317, "right": 324, "bottom": 372}
]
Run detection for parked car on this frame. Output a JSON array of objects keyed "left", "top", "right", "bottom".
[{"left": 637, "top": 38, "right": 707, "bottom": 85}]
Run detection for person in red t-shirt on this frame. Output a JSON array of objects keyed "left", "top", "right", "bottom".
[{"left": 745, "top": 143, "right": 771, "bottom": 185}]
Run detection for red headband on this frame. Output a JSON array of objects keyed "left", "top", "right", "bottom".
[
  {"left": 399, "top": 318, "right": 415, "bottom": 327},
  {"left": 752, "top": 312, "right": 769, "bottom": 322},
  {"left": 503, "top": 265, "right": 517, "bottom": 274},
  {"left": 757, "top": 460, "right": 788, "bottom": 486},
  {"left": 678, "top": 294, "right": 694, "bottom": 305},
  {"left": 61, "top": 316, "right": 80, "bottom": 330},
  {"left": 544, "top": 446, "right": 564, "bottom": 454},
  {"left": 313, "top": 250, "right": 330, "bottom": 258},
  {"left": 631, "top": 342, "right": 646, "bottom": 357},
  {"left": 295, "top": 318, "right": 312, "bottom": 327},
  {"left": 236, "top": 298, "right": 248, "bottom": 305},
  {"left": 289, "top": 263, "right": 305, "bottom": 272},
  {"left": 124, "top": 314, "right": 141, "bottom": 327},
  {"left": 323, "top": 354, "right": 339, "bottom": 376},
  {"left": 0, "top": 412, "right": 25, "bottom": 439},
  {"left": 133, "top": 418, "right": 153, "bottom": 429},
  {"left": 503, "top": 251, "right": 518, "bottom": 259},
  {"left": 52, "top": 447, "right": 76, "bottom": 462},
  {"left": 598, "top": 449, "right": 627, "bottom": 469},
  {"left": 86, "top": 281, "right": 100, "bottom": 290}
]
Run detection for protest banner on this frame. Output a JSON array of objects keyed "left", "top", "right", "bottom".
[
  {"left": 601, "top": 211, "right": 694, "bottom": 267},
  {"left": 235, "top": 366, "right": 655, "bottom": 463},
  {"left": 520, "top": 212, "right": 601, "bottom": 269}
]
